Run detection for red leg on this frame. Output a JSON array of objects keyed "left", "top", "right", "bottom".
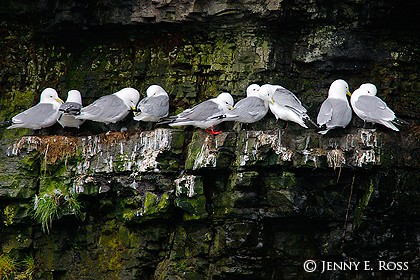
[{"left": 205, "top": 126, "right": 222, "bottom": 135}]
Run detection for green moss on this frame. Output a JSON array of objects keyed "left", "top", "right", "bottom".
[
  {"left": 39, "top": 178, "right": 66, "bottom": 193},
  {"left": 170, "top": 131, "right": 184, "bottom": 150},
  {"left": 113, "top": 153, "right": 130, "bottom": 173},
  {"left": 40, "top": 160, "right": 68, "bottom": 177},
  {"left": 97, "top": 221, "right": 139, "bottom": 272},
  {"left": 143, "top": 192, "right": 171, "bottom": 217},
  {"left": 0, "top": 254, "right": 17, "bottom": 279},
  {"left": 98, "top": 233, "right": 123, "bottom": 272},
  {"left": 118, "top": 225, "right": 141, "bottom": 248},
  {"left": 175, "top": 195, "right": 207, "bottom": 221},
  {"left": 209, "top": 226, "right": 225, "bottom": 257},
  {"left": 3, "top": 205, "right": 16, "bottom": 226},
  {"left": 157, "top": 193, "right": 171, "bottom": 209},
  {"left": 143, "top": 192, "right": 158, "bottom": 214},
  {"left": 122, "top": 210, "right": 136, "bottom": 221},
  {"left": 169, "top": 226, "right": 187, "bottom": 259},
  {"left": 1, "top": 228, "right": 32, "bottom": 254},
  {"left": 121, "top": 192, "right": 172, "bottom": 222},
  {"left": 354, "top": 180, "right": 375, "bottom": 228},
  {"left": 0, "top": 90, "right": 35, "bottom": 121},
  {"left": 20, "top": 154, "right": 40, "bottom": 172}
]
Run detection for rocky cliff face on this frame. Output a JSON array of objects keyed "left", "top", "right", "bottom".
[{"left": 0, "top": 1, "right": 419, "bottom": 279}]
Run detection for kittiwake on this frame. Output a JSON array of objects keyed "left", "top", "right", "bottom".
[
  {"left": 7, "top": 88, "right": 64, "bottom": 130},
  {"left": 221, "top": 84, "right": 272, "bottom": 124},
  {"left": 57, "top": 90, "right": 85, "bottom": 128},
  {"left": 259, "top": 84, "right": 315, "bottom": 128},
  {"left": 165, "top": 92, "right": 234, "bottom": 135},
  {"left": 350, "top": 83, "right": 405, "bottom": 131},
  {"left": 316, "top": 79, "right": 352, "bottom": 134},
  {"left": 76, "top": 87, "right": 140, "bottom": 124},
  {"left": 134, "top": 85, "right": 169, "bottom": 122}
]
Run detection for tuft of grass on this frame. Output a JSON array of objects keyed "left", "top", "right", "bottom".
[
  {"left": 16, "top": 255, "right": 35, "bottom": 280},
  {"left": 33, "top": 193, "right": 59, "bottom": 234},
  {"left": 0, "top": 254, "right": 17, "bottom": 279},
  {"left": 33, "top": 189, "right": 82, "bottom": 234},
  {"left": 3, "top": 205, "right": 15, "bottom": 226}
]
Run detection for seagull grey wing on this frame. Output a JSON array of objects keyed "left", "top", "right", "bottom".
[
  {"left": 317, "top": 99, "right": 334, "bottom": 125},
  {"left": 11, "top": 103, "right": 57, "bottom": 128},
  {"left": 328, "top": 99, "right": 352, "bottom": 127},
  {"left": 138, "top": 95, "right": 169, "bottom": 118},
  {"left": 59, "top": 102, "right": 82, "bottom": 115},
  {"left": 273, "top": 88, "right": 307, "bottom": 113},
  {"left": 80, "top": 95, "right": 127, "bottom": 121},
  {"left": 230, "top": 97, "right": 268, "bottom": 122},
  {"left": 355, "top": 95, "right": 395, "bottom": 120},
  {"left": 176, "top": 100, "right": 221, "bottom": 121}
]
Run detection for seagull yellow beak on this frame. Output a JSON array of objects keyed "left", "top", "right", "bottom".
[
  {"left": 229, "top": 105, "right": 234, "bottom": 110},
  {"left": 55, "top": 97, "right": 64, "bottom": 104},
  {"left": 270, "top": 98, "right": 275, "bottom": 105},
  {"left": 346, "top": 91, "right": 352, "bottom": 97},
  {"left": 131, "top": 106, "right": 137, "bottom": 111}
]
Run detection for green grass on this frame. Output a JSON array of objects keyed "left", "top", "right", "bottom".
[
  {"left": 0, "top": 254, "right": 17, "bottom": 280},
  {"left": 0, "top": 254, "right": 36, "bottom": 280},
  {"left": 33, "top": 189, "right": 82, "bottom": 233},
  {"left": 16, "top": 255, "right": 35, "bottom": 280}
]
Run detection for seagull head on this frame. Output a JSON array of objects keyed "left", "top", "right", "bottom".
[
  {"left": 40, "top": 88, "right": 64, "bottom": 104},
  {"left": 329, "top": 79, "right": 351, "bottom": 99},
  {"left": 359, "top": 83, "right": 377, "bottom": 96},
  {"left": 256, "top": 87, "right": 274, "bottom": 104},
  {"left": 115, "top": 87, "right": 140, "bottom": 111},
  {"left": 246, "top": 84, "right": 261, "bottom": 97},
  {"left": 146, "top": 85, "right": 168, "bottom": 97},
  {"left": 66, "top": 90, "right": 83, "bottom": 104},
  {"left": 215, "top": 92, "right": 234, "bottom": 112},
  {"left": 259, "top": 84, "right": 276, "bottom": 104}
]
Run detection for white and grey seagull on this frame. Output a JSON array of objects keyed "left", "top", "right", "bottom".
[
  {"left": 163, "top": 92, "right": 234, "bottom": 135},
  {"left": 133, "top": 85, "right": 169, "bottom": 122},
  {"left": 350, "top": 83, "right": 406, "bottom": 131},
  {"left": 316, "top": 79, "right": 352, "bottom": 134},
  {"left": 76, "top": 87, "right": 139, "bottom": 125},
  {"left": 7, "top": 88, "right": 64, "bottom": 130},
  {"left": 57, "top": 90, "right": 85, "bottom": 129},
  {"left": 259, "top": 83, "right": 316, "bottom": 128},
  {"left": 220, "top": 84, "right": 272, "bottom": 124}
]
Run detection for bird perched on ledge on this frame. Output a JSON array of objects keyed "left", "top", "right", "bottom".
[
  {"left": 57, "top": 90, "right": 85, "bottom": 129},
  {"left": 162, "top": 92, "right": 234, "bottom": 135},
  {"left": 316, "top": 79, "right": 352, "bottom": 134},
  {"left": 7, "top": 88, "right": 64, "bottom": 130},
  {"left": 134, "top": 85, "right": 169, "bottom": 122},
  {"left": 220, "top": 84, "right": 272, "bottom": 124},
  {"left": 76, "top": 87, "right": 139, "bottom": 125},
  {"left": 259, "top": 83, "right": 316, "bottom": 128},
  {"left": 350, "top": 83, "right": 407, "bottom": 131}
]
